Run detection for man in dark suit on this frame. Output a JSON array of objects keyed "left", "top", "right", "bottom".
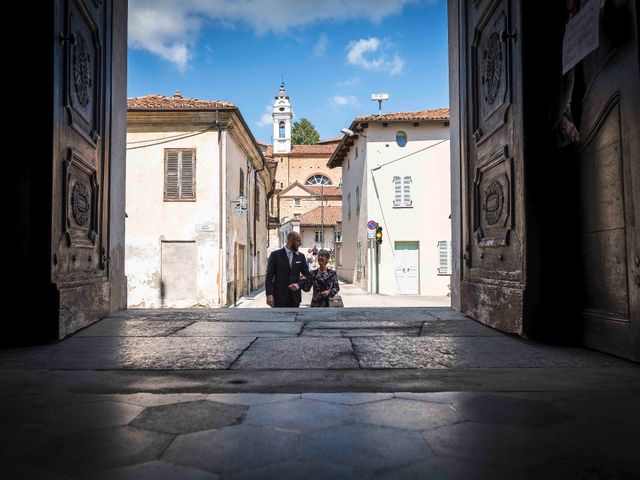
[{"left": 266, "top": 231, "right": 310, "bottom": 307}]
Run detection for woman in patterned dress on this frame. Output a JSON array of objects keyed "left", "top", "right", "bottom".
[{"left": 302, "top": 249, "right": 340, "bottom": 307}]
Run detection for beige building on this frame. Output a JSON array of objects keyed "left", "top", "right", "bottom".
[
  {"left": 328, "top": 108, "right": 451, "bottom": 296},
  {"left": 260, "top": 83, "right": 342, "bottom": 250},
  {"left": 126, "top": 92, "right": 273, "bottom": 307}
]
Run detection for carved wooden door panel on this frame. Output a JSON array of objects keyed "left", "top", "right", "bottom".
[
  {"left": 53, "top": 0, "right": 111, "bottom": 337},
  {"left": 575, "top": 1, "right": 639, "bottom": 361},
  {"left": 460, "top": 0, "right": 526, "bottom": 333}
]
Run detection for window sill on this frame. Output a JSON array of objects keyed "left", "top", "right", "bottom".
[{"left": 392, "top": 205, "right": 413, "bottom": 209}]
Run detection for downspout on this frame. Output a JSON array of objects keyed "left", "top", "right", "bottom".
[{"left": 218, "top": 125, "right": 227, "bottom": 307}]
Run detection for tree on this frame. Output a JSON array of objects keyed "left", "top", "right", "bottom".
[{"left": 291, "top": 118, "right": 320, "bottom": 145}]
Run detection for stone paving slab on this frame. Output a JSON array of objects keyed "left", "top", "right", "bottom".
[
  {"left": 298, "top": 423, "right": 433, "bottom": 472},
  {"left": 161, "top": 424, "right": 298, "bottom": 473},
  {"left": 352, "top": 337, "right": 631, "bottom": 369},
  {"left": 83, "top": 461, "right": 220, "bottom": 480},
  {"left": 302, "top": 326, "right": 421, "bottom": 337},
  {"left": 73, "top": 319, "right": 193, "bottom": 337},
  {"left": 420, "top": 319, "right": 504, "bottom": 337},
  {"left": 1, "top": 391, "right": 639, "bottom": 478},
  {"left": 0, "top": 337, "right": 256, "bottom": 370},
  {"left": 198, "top": 309, "right": 298, "bottom": 322},
  {"left": 231, "top": 338, "right": 359, "bottom": 369},
  {"left": 172, "top": 321, "right": 302, "bottom": 337},
  {"left": 295, "top": 310, "right": 368, "bottom": 321}
]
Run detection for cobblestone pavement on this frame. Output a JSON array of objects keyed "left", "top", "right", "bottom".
[{"left": 1, "top": 307, "right": 639, "bottom": 479}]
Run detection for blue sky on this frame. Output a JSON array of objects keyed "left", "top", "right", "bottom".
[{"left": 127, "top": 0, "right": 449, "bottom": 143}]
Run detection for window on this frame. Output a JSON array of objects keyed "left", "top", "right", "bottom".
[
  {"left": 164, "top": 149, "right": 195, "bottom": 201},
  {"left": 437, "top": 240, "right": 452, "bottom": 275},
  {"left": 396, "top": 131, "right": 408, "bottom": 147},
  {"left": 355, "top": 185, "right": 360, "bottom": 215},
  {"left": 279, "top": 121, "right": 285, "bottom": 139},
  {"left": 305, "top": 175, "right": 333, "bottom": 186},
  {"left": 393, "top": 176, "right": 412, "bottom": 207},
  {"left": 239, "top": 169, "right": 245, "bottom": 197},
  {"left": 315, "top": 231, "right": 324, "bottom": 242},
  {"left": 294, "top": 198, "right": 301, "bottom": 206},
  {"left": 347, "top": 193, "right": 351, "bottom": 220}
]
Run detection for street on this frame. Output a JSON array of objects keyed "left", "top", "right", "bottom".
[{"left": 234, "top": 281, "right": 451, "bottom": 308}]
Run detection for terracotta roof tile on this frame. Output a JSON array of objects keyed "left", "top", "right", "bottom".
[
  {"left": 127, "top": 92, "right": 235, "bottom": 110},
  {"left": 299, "top": 206, "right": 342, "bottom": 226},
  {"left": 356, "top": 107, "right": 449, "bottom": 122},
  {"left": 305, "top": 186, "right": 342, "bottom": 197},
  {"left": 266, "top": 144, "right": 337, "bottom": 156}
]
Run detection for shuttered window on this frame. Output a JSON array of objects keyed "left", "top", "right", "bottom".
[
  {"left": 437, "top": 240, "right": 452, "bottom": 275},
  {"left": 164, "top": 149, "right": 196, "bottom": 201},
  {"left": 393, "top": 176, "right": 412, "bottom": 207}
]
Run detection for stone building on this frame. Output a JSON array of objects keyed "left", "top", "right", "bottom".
[
  {"left": 261, "top": 83, "right": 342, "bottom": 250},
  {"left": 126, "top": 92, "right": 273, "bottom": 308}
]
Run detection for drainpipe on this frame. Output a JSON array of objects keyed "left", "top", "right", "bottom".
[{"left": 218, "top": 126, "right": 228, "bottom": 307}]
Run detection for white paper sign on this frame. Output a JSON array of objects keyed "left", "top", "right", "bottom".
[{"left": 562, "top": 0, "right": 600, "bottom": 74}]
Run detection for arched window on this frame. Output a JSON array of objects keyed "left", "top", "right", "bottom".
[
  {"left": 279, "top": 121, "right": 285, "bottom": 139},
  {"left": 305, "top": 175, "right": 333, "bottom": 186},
  {"left": 396, "top": 130, "right": 408, "bottom": 147}
]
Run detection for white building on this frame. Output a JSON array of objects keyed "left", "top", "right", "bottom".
[
  {"left": 126, "top": 91, "right": 274, "bottom": 307},
  {"left": 328, "top": 108, "right": 451, "bottom": 296}
]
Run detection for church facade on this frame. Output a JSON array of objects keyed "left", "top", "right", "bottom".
[{"left": 262, "top": 83, "right": 342, "bottom": 252}]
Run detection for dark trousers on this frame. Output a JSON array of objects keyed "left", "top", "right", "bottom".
[{"left": 273, "top": 291, "right": 299, "bottom": 308}]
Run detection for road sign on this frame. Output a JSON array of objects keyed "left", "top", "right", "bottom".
[
  {"left": 367, "top": 220, "right": 378, "bottom": 230},
  {"left": 368, "top": 230, "right": 376, "bottom": 239}
]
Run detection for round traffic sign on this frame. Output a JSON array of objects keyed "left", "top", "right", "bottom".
[{"left": 367, "top": 220, "right": 378, "bottom": 230}]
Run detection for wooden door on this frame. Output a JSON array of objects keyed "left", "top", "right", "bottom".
[
  {"left": 459, "top": 0, "right": 526, "bottom": 333},
  {"left": 53, "top": 0, "right": 112, "bottom": 337},
  {"left": 574, "top": 0, "right": 639, "bottom": 361},
  {"left": 394, "top": 242, "right": 419, "bottom": 295},
  {"left": 237, "top": 244, "right": 246, "bottom": 297}
]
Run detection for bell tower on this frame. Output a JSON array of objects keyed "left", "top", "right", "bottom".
[{"left": 272, "top": 81, "right": 293, "bottom": 154}]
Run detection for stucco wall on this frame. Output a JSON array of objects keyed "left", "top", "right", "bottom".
[
  {"left": 338, "top": 121, "right": 451, "bottom": 296},
  {"left": 125, "top": 129, "right": 221, "bottom": 307}
]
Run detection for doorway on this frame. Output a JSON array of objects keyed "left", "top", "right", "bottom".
[{"left": 394, "top": 241, "right": 420, "bottom": 295}]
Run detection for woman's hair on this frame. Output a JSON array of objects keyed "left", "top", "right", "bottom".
[{"left": 317, "top": 249, "right": 331, "bottom": 259}]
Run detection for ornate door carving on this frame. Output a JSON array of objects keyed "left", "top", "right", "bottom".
[
  {"left": 53, "top": 0, "right": 111, "bottom": 337},
  {"left": 461, "top": 0, "right": 525, "bottom": 332}
]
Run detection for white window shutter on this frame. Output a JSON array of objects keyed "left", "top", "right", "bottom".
[
  {"left": 393, "top": 176, "right": 401, "bottom": 206},
  {"left": 403, "top": 176, "right": 412, "bottom": 206}
]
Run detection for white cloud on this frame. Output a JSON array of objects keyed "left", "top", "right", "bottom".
[
  {"left": 128, "top": 0, "right": 418, "bottom": 69},
  {"left": 346, "top": 37, "right": 405, "bottom": 75},
  {"left": 338, "top": 77, "right": 360, "bottom": 86},
  {"left": 313, "top": 33, "right": 329, "bottom": 57},
  {"left": 257, "top": 105, "right": 273, "bottom": 127},
  {"left": 331, "top": 95, "right": 359, "bottom": 107}
]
